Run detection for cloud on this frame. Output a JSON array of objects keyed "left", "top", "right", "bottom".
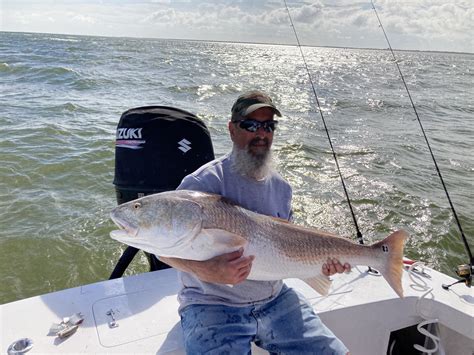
[
  {"left": 369, "top": 1, "right": 473, "bottom": 50},
  {"left": 1, "top": 0, "right": 472, "bottom": 52},
  {"left": 143, "top": 8, "right": 177, "bottom": 24},
  {"left": 279, "top": 0, "right": 473, "bottom": 51},
  {"left": 291, "top": 3, "right": 325, "bottom": 24},
  {"left": 71, "top": 14, "right": 96, "bottom": 24}
]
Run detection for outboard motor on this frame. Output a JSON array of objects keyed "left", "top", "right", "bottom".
[{"left": 110, "top": 106, "right": 215, "bottom": 279}]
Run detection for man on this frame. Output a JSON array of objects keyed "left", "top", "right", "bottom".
[{"left": 160, "top": 91, "right": 350, "bottom": 354}]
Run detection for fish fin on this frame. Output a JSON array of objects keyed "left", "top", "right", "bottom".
[
  {"left": 303, "top": 275, "right": 332, "bottom": 296},
  {"left": 199, "top": 229, "right": 248, "bottom": 254},
  {"left": 373, "top": 230, "right": 408, "bottom": 298}
]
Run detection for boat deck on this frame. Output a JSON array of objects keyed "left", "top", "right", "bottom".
[{"left": 1, "top": 265, "right": 473, "bottom": 354}]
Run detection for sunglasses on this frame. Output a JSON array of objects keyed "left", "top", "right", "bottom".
[{"left": 234, "top": 119, "right": 278, "bottom": 133}]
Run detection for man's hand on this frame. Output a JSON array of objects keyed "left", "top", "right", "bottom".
[
  {"left": 195, "top": 248, "right": 255, "bottom": 284},
  {"left": 322, "top": 258, "right": 351, "bottom": 276},
  {"left": 160, "top": 248, "right": 255, "bottom": 285}
]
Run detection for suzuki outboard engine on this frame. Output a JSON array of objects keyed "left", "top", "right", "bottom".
[{"left": 110, "top": 106, "right": 215, "bottom": 278}]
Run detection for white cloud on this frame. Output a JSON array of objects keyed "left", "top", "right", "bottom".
[
  {"left": 292, "top": 2, "right": 325, "bottom": 25},
  {"left": 72, "top": 14, "right": 96, "bottom": 24},
  {"left": 370, "top": 1, "right": 473, "bottom": 51},
  {"left": 1, "top": 0, "right": 472, "bottom": 53}
]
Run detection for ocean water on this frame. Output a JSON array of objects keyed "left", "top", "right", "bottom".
[{"left": 0, "top": 31, "right": 472, "bottom": 304}]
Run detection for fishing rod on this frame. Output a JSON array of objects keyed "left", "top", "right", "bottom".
[
  {"left": 283, "top": 0, "right": 365, "bottom": 246},
  {"left": 370, "top": 1, "right": 472, "bottom": 287}
]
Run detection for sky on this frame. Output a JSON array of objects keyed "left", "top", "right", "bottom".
[{"left": 1, "top": 0, "right": 473, "bottom": 53}]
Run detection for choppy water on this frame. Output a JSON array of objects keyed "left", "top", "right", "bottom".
[{"left": 1, "top": 31, "right": 472, "bottom": 304}]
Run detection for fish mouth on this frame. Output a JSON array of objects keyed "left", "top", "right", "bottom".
[{"left": 110, "top": 214, "right": 139, "bottom": 239}]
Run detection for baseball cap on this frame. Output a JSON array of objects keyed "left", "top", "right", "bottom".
[{"left": 231, "top": 91, "right": 282, "bottom": 121}]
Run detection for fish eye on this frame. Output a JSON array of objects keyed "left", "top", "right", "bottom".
[{"left": 133, "top": 202, "right": 142, "bottom": 210}]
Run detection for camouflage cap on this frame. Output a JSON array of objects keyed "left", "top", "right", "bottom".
[{"left": 231, "top": 90, "right": 281, "bottom": 121}]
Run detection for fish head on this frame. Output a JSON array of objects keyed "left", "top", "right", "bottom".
[{"left": 110, "top": 191, "right": 203, "bottom": 256}]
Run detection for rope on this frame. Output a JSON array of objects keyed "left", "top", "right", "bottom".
[{"left": 408, "top": 262, "right": 442, "bottom": 354}]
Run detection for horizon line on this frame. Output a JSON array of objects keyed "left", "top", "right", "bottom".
[{"left": 2, "top": 30, "right": 473, "bottom": 56}]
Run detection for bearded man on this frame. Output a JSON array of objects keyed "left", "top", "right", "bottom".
[{"left": 160, "top": 91, "right": 351, "bottom": 354}]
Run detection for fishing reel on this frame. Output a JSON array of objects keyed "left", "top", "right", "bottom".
[{"left": 442, "top": 264, "right": 472, "bottom": 290}]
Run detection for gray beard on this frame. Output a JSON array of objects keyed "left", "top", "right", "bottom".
[{"left": 230, "top": 145, "right": 273, "bottom": 180}]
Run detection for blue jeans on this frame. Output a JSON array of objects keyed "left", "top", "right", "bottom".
[{"left": 180, "top": 285, "right": 348, "bottom": 354}]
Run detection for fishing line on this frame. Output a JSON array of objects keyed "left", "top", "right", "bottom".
[
  {"left": 370, "top": 1, "right": 473, "bottom": 267},
  {"left": 283, "top": 0, "right": 365, "bottom": 245}
]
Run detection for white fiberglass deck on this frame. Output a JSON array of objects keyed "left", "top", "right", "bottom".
[{"left": 1, "top": 266, "right": 473, "bottom": 354}]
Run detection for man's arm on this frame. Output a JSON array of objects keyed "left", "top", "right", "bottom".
[
  {"left": 162, "top": 252, "right": 347, "bottom": 281},
  {"left": 160, "top": 248, "right": 255, "bottom": 285}
]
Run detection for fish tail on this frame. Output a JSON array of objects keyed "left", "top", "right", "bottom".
[{"left": 372, "top": 230, "right": 408, "bottom": 298}]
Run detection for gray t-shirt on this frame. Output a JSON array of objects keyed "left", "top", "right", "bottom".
[{"left": 175, "top": 152, "right": 292, "bottom": 311}]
